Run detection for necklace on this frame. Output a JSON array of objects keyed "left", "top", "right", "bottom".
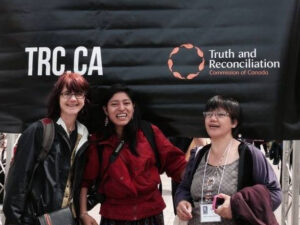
[
  {"left": 67, "top": 126, "right": 75, "bottom": 134},
  {"left": 201, "top": 139, "right": 233, "bottom": 203}
]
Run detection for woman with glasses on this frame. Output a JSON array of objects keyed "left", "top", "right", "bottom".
[
  {"left": 175, "top": 95, "right": 281, "bottom": 225},
  {"left": 4, "top": 72, "right": 90, "bottom": 225}
]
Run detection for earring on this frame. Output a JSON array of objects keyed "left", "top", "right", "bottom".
[{"left": 104, "top": 116, "right": 109, "bottom": 127}]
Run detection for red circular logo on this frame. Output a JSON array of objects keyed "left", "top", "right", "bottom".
[{"left": 168, "top": 43, "right": 205, "bottom": 80}]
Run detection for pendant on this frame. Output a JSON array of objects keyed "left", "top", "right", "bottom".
[
  {"left": 205, "top": 176, "right": 215, "bottom": 190},
  {"left": 204, "top": 191, "right": 213, "bottom": 202},
  {"left": 203, "top": 176, "right": 215, "bottom": 203}
]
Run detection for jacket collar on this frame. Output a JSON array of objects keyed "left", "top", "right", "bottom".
[{"left": 56, "top": 117, "right": 89, "bottom": 153}]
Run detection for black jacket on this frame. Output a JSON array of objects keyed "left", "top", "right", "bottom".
[{"left": 3, "top": 118, "right": 89, "bottom": 225}]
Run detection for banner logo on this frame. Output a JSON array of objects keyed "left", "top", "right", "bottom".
[
  {"left": 25, "top": 46, "right": 103, "bottom": 76},
  {"left": 168, "top": 44, "right": 205, "bottom": 80},
  {"left": 168, "top": 45, "right": 280, "bottom": 79},
  {"left": 208, "top": 48, "right": 280, "bottom": 76}
]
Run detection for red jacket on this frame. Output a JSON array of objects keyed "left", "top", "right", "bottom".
[
  {"left": 231, "top": 184, "right": 279, "bottom": 225},
  {"left": 82, "top": 124, "right": 187, "bottom": 220}
]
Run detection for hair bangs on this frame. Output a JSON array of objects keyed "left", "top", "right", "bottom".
[{"left": 63, "top": 73, "right": 89, "bottom": 93}]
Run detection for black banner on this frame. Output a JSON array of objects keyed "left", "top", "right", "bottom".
[{"left": 0, "top": 0, "right": 299, "bottom": 139}]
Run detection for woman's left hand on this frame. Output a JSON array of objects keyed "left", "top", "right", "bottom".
[{"left": 214, "top": 193, "right": 232, "bottom": 219}]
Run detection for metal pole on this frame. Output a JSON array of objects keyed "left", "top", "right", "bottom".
[
  {"left": 0, "top": 133, "right": 19, "bottom": 225},
  {"left": 281, "top": 140, "right": 292, "bottom": 225},
  {"left": 292, "top": 140, "right": 300, "bottom": 225},
  {"left": 4, "top": 134, "right": 19, "bottom": 176}
]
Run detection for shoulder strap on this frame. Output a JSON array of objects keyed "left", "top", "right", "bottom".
[
  {"left": 140, "top": 120, "right": 161, "bottom": 170},
  {"left": 140, "top": 121, "right": 163, "bottom": 193},
  {"left": 191, "top": 144, "right": 210, "bottom": 177},
  {"left": 93, "top": 140, "right": 125, "bottom": 189},
  {"left": 27, "top": 118, "right": 55, "bottom": 191},
  {"left": 237, "top": 142, "right": 254, "bottom": 190},
  {"left": 37, "top": 118, "right": 55, "bottom": 162}
]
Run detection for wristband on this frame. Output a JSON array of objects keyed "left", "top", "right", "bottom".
[{"left": 79, "top": 211, "right": 89, "bottom": 219}]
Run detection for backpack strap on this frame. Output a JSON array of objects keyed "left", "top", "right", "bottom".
[
  {"left": 27, "top": 118, "right": 55, "bottom": 191},
  {"left": 37, "top": 118, "right": 55, "bottom": 162},
  {"left": 93, "top": 141, "right": 125, "bottom": 188},
  {"left": 190, "top": 142, "right": 253, "bottom": 191},
  {"left": 87, "top": 140, "right": 125, "bottom": 210},
  {"left": 25, "top": 118, "right": 55, "bottom": 216},
  {"left": 237, "top": 142, "right": 254, "bottom": 190},
  {"left": 140, "top": 120, "right": 161, "bottom": 171},
  {"left": 140, "top": 121, "right": 163, "bottom": 193}
]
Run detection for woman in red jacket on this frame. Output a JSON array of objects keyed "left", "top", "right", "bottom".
[{"left": 79, "top": 83, "right": 187, "bottom": 225}]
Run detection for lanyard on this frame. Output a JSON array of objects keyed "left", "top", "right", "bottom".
[{"left": 200, "top": 139, "right": 232, "bottom": 204}]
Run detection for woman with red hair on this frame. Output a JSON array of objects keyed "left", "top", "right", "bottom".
[{"left": 4, "top": 72, "right": 90, "bottom": 225}]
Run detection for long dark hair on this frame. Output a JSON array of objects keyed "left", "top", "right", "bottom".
[
  {"left": 204, "top": 95, "right": 241, "bottom": 137},
  {"left": 47, "top": 72, "right": 90, "bottom": 121},
  {"left": 102, "top": 83, "right": 141, "bottom": 156}
]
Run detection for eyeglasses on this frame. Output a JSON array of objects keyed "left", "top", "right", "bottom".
[
  {"left": 203, "top": 111, "right": 229, "bottom": 118},
  {"left": 60, "top": 91, "right": 85, "bottom": 99}
]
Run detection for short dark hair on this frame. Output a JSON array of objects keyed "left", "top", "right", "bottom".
[
  {"left": 47, "top": 72, "right": 90, "bottom": 120},
  {"left": 102, "top": 83, "right": 141, "bottom": 156},
  {"left": 204, "top": 95, "right": 241, "bottom": 137}
]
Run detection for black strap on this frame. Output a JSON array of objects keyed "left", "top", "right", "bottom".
[
  {"left": 92, "top": 122, "right": 160, "bottom": 194},
  {"left": 140, "top": 121, "right": 163, "bottom": 193},
  {"left": 104, "top": 140, "right": 125, "bottom": 172},
  {"left": 140, "top": 121, "right": 161, "bottom": 171},
  {"left": 191, "top": 145, "right": 210, "bottom": 177},
  {"left": 37, "top": 118, "right": 55, "bottom": 162},
  {"left": 191, "top": 142, "right": 253, "bottom": 191},
  {"left": 27, "top": 118, "right": 55, "bottom": 193},
  {"left": 94, "top": 140, "right": 125, "bottom": 190},
  {"left": 237, "top": 142, "right": 253, "bottom": 190}
]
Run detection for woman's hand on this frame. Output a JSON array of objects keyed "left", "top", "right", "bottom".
[
  {"left": 79, "top": 187, "right": 98, "bottom": 225},
  {"left": 176, "top": 200, "right": 193, "bottom": 221},
  {"left": 80, "top": 212, "right": 98, "bottom": 225},
  {"left": 214, "top": 193, "right": 232, "bottom": 219}
]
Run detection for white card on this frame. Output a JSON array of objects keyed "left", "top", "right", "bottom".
[{"left": 200, "top": 203, "right": 221, "bottom": 223}]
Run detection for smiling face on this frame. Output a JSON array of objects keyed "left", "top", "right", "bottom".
[
  {"left": 204, "top": 107, "right": 237, "bottom": 139},
  {"left": 103, "top": 91, "right": 135, "bottom": 134},
  {"left": 59, "top": 86, "right": 85, "bottom": 118}
]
